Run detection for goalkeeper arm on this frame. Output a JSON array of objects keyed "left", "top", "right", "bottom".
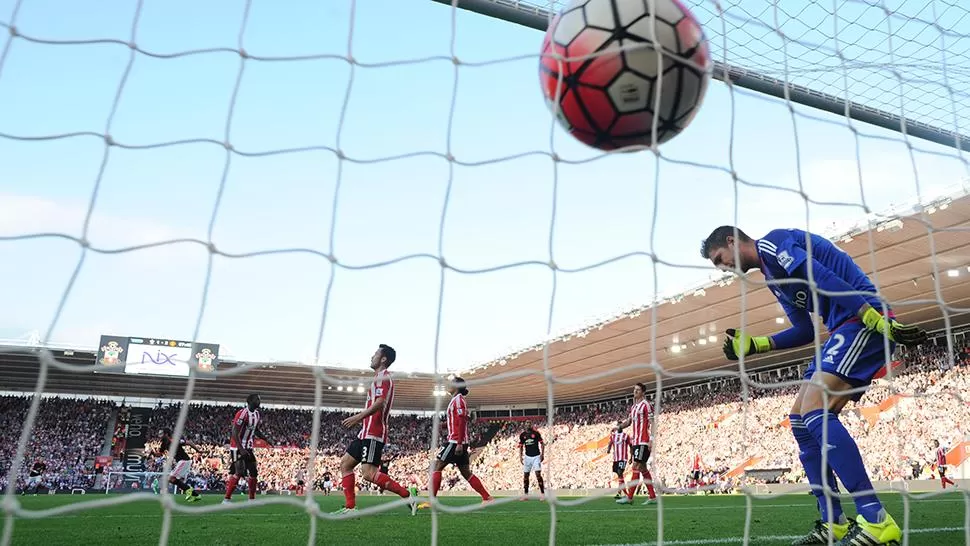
[
  {"left": 724, "top": 259, "right": 926, "bottom": 360},
  {"left": 723, "top": 306, "right": 813, "bottom": 361},
  {"left": 769, "top": 309, "right": 815, "bottom": 350},
  {"left": 796, "top": 259, "right": 926, "bottom": 346}
]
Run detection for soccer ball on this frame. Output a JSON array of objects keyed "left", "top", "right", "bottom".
[{"left": 539, "top": 0, "right": 712, "bottom": 151}]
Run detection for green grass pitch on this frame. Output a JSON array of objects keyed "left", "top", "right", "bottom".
[{"left": 3, "top": 492, "right": 967, "bottom": 545}]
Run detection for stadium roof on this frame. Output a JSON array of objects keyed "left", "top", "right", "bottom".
[
  {"left": 457, "top": 187, "right": 970, "bottom": 407},
  {"left": 2, "top": 188, "right": 969, "bottom": 410},
  {"left": 0, "top": 349, "right": 444, "bottom": 411}
]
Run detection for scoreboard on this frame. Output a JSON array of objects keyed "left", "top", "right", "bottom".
[{"left": 94, "top": 335, "right": 221, "bottom": 378}]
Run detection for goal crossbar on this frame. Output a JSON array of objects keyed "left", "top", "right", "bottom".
[{"left": 433, "top": 0, "right": 970, "bottom": 152}]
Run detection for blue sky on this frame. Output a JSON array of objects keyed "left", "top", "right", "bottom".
[{"left": 0, "top": 0, "right": 968, "bottom": 375}]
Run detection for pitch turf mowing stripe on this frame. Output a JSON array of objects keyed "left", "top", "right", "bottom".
[
  {"left": 14, "top": 495, "right": 965, "bottom": 519},
  {"left": 590, "top": 526, "right": 967, "bottom": 546},
  {"left": 4, "top": 495, "right": 965, "bottom": 546}
]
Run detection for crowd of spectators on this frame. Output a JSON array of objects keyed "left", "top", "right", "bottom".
[
  {"left": 460, "top": 336, "right": 970, "bottom": 493},
  {"left": 139, "top": 407, "right": 439, "bottom": 494},
  {"left": 2, "top": 333, "right": 967, "bottom": 496},
  {"left": 0, "top": 396, "right": 113, "bottom": 492}
]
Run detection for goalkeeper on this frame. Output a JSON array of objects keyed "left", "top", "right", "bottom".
[{"left": 701, "top": 226, "right": 926, "bottom": 546}]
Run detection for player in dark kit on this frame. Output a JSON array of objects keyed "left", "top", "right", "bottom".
[
  {"left": 224, "top": 393, "right": 269, "bottom": 503},
  {"left": 702, "top": 226, "right": 927, "bottom": 546},
  {"left": 321, "top": 471, "right": 334, "bottom": 495},
  {"left": 21, "top": 460, "right": 46, "bottom": 495},
  {"left": 377, "top": 449, "right": 397, "bottom": 495},
  {"left": 690, "top": 453, "right": 702, "bottom": 489},
  {"left": 519, "top": 421, "right": 545, "bottom": 500},
  {"left": 158, "top": 428, "right": 202, "bottom": 502}
]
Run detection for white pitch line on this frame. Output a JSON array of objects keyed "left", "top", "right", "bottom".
[
  {"left": 590, "top": 526, "right": 966, "bottom": 546},
  {"left": 13, "top": 496, "right": 964, "bottom": 520},
  {"left": 0, "top": 502, "right": 827, "bottom": 520}
]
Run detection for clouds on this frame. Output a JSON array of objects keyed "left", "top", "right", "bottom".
[
  {"left": 0, "top": 193, "right": 211, "bottom": 345},
  {"left": 0, "top": 193, "right": 189, "bottom": 250}
]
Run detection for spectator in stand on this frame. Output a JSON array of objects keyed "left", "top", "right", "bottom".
[{"left": 0, "top": 332, "right": 966, "bottom": 495}]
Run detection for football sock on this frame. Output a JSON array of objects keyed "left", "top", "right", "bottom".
[
  {"left": 523, "top": 475, "right": 530, "bottom": 495},
  {"left": 790, "top": 414, "right": 845, "bottom": 524},
  {"left": 804, "top": 409, "right": 883, "bottom": 523},
  {"left": 467, "top": 474, "right": 490, "bottom": 499},
  {"left": 536, "top": 474, "right": 545, "bottom": 494},
  {"left": 373, "top": 472, "right": 409, "bottom": 498},
  {"left": 341, "top": 473, "right": 357, "bottom": 509},
  {"left": 641, "top": 469, "right": 657, "bottom": 499},
  {"left": 224, "top": 475, "right": 239, "bottom": 499},
  {"left": 628, "top": 471, "right": 640, "bottom": 500},
  {"left": 432, "top": 471, "right": 442, "bottom": 496},
  {"left": 247, "top": 477, "right": 257, "bottom": 500}
]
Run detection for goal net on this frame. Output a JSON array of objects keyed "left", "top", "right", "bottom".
[
  {"left": 1, "top": 0, "right": 969, "bottom": 545},
  {"left": 462, "top": 0, "right": 970, "bottom": 149}
]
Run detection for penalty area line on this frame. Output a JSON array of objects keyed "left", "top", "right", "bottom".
[{"left": 590, "top": 526, "right": 966, "bottom": 546}]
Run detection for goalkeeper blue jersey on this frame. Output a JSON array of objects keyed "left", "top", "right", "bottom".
[{"left": 756, "top": 228, "right": 885, "bottom": 332}]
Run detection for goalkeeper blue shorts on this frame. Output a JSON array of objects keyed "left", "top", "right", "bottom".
[{"left": 803, "top": 319, "right": 896, "bottom": 399}]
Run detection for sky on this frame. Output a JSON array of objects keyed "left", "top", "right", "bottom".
[{"left": 0, "top": 0, "right": 968, "bottom": 376}]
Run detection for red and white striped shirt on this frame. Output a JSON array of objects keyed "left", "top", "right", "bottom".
[
  {"left": 609, "top": 430, "right": 630, "bottom": 462},
  {"left": 937, "top": 447, "right": 948, "bottom": 467},
  {"left": 231, "top": 407, "right": 260, "bottom": 449},
  {"left": 360, "top": 369, "right": 394, "bottom": 443},
  {"left": 446, "top": 393, "right": 468, "bottom": 443},
  {"left": 629, "top": 399, "right": 652, "bottom": 445}
]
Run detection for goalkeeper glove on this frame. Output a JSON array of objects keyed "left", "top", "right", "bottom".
[
  {"left": 860, "top": 307, "right": 927, "bottom": 347},
  {"left": 722, "top": 329, "right": 771, "bottom": 361}
]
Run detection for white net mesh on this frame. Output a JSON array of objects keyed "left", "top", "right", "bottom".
[
  {"left": 502, "top": 0, "right": 970, "bottom": 142},
  {"left": 1, "top": 0, "right": 970, "bottom": 545}
]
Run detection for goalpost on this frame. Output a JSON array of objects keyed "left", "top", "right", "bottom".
[
  {"left": 1, "top": 0, "right": 969, "bottom": 545},
  {"left": 103, "top": 472, "right": 166, "bottom": 495},
  {"left": 436, "top": 0, "right": 970, "bottom": 151}
]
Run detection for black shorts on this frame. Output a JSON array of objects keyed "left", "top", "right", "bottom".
[
  {"left": 346, "top": 438, "right": 384, "bottom": 466},
  {"left": 691, "top": 470, "right": 701, "bottom": 481},
  {"left": 437, "top": 442, "right": 470, "bottom": 467},
  {"left": 231, "top": 448, "right": 258, "bottom": 477},
  {"left": 612, "top": 460, "right": 627, "bottom": 475},
  {"left": 632, "top": 444, "right": 650, "bottom": 464}
]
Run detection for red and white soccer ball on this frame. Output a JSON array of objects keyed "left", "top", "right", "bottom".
[{"left": 539, "top": 0, "right": 712, "bottom": 151}]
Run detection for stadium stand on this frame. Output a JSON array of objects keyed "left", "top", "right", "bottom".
[{"left": 2, "top": 328, "right": 966, "bottom": 496}]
